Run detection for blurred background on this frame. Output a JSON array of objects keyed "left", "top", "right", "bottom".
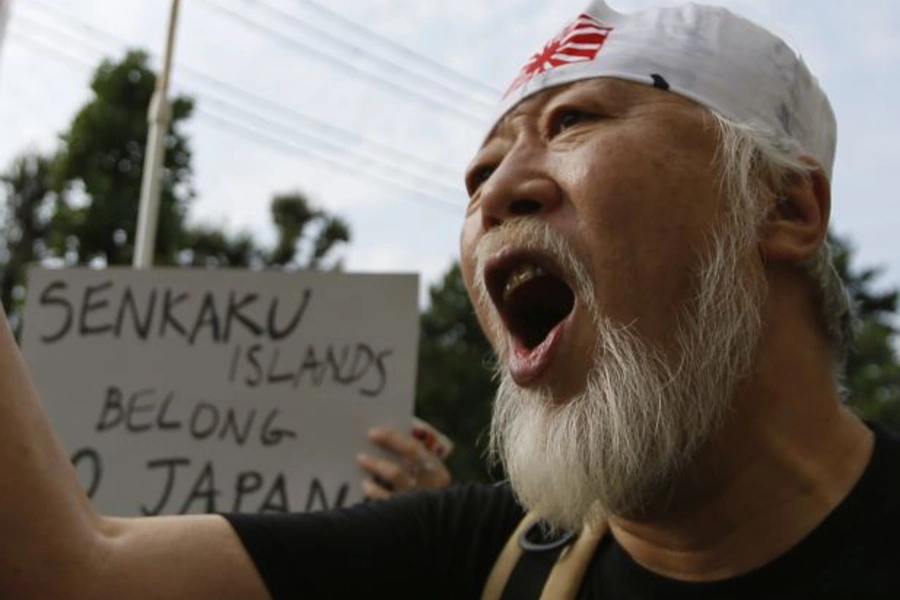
[{"left": 0, "top": 0, "right": 899, "bottom": 483}]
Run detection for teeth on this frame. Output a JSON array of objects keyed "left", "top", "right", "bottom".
[{"left": 503, "top": 261, "right": 547, "bottom": 302}]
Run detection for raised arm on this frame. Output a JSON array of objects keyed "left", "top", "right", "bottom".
[{"left": 0, "top": 306, "right": 270, "bottom": 600}]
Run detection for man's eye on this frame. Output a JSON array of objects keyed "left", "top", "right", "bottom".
[
  {"left": 467, "top": 166, "right": 495, "bottom": 195},
  {"left": 551, "top": 109, "right": 595, "bottom": 135}
]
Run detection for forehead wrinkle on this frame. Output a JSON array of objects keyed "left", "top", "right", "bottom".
[{"left": 486, "top": 101, "right": 544, "bottom": 147}]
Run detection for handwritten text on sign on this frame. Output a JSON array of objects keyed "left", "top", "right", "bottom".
[{"left": 21, "top": 268, "right": 419, "bottom": 516}]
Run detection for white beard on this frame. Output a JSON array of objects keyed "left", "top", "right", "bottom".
[{"left": 480, "top": 219, "right": 766, "bottom": 530}]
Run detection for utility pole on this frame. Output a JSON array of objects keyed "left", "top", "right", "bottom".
[
  {"left": 0, "top": 0, "right": 13, "bottom": 81},
  {"left": 133, "top": 0, "right": 181, "bottom": 268}
]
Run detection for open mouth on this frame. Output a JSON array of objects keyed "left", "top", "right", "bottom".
[{"left": 485, "top": 252, "right": 577, "bottom": 353}]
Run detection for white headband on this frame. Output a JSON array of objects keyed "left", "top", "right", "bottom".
[{"left": 491, "top": 1, "right": 837, "bottom": 178}]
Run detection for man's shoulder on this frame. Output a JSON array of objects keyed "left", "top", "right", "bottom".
[
  {"left": 867, "top": 420, "right": 900, "bottom": 476},
  {"left": 436, "top": 480, "right": 518, "bottom": 503},
  {"left": 849, "top": 421, "right": 900, "bottom": 522},
  {"left": 415, "top": 480, "right": 522, "bottom": 523},
  {"left": 813, "top": 421, "right": 900, "bottom": 594}
]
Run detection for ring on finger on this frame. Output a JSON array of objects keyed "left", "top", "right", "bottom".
[{"left": 409, "top": 453, "right": 440, "bottom": 479}]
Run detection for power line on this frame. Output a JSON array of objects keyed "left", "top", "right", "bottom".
[
  {"left": 15, "top": 9, "right": 467, "bottom": 195},
  {"left": 10, "top": 27, "right": 466, "bottom": 215},
  {"left": 6, "top": 28, "right": 95, "bottom": 71},
  {"left": 234, "top": 0, "right": 497, "bottom": 107},
  {"left": 15, "top": 8, "right": 472, "bottom": 195},
  {"left": 5, "top": 29, "right": 466, "bottom": 216},
  {"left": 24, "top": 0, "right": 464, "bottom": 182},
  {"left": 19, "top": 7, "right": 463, "bottom": 196},
  {"left": 184, "top": 85, "right": 463, "bottom": 197},
  {"left": 182, "top": 66, "right": 462, "bottom": 182},
  {"left": 193, "top": 0, "right": 491, "bottom": 125},
  {"left": 193, "top": 108, "right": 464, "bottom": 214},
  {"left": 286, "top": 0, "right": 501, "bottom": 98}
]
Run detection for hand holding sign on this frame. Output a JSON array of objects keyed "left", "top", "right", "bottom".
[{"left": 358, "top": 422, "right": 453, "bottom": 499}]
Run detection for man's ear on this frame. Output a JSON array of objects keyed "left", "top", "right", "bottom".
[{"left": 758, "top": 157, "right": 831, "bottom": 264}]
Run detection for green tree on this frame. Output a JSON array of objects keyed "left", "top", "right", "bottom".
[
  {"left": 178, "top": 226, "right": 261, "bottom": 268},
  {"left": 269, "top": 192, "right": 351, "bottom": 269},
  {"left": 0, "top": 50, "right": 351, "bottom": 338},
  {"left": 0, "top": 152, "right": 55, "bottom": 335},
  {"left": 833, "top": 235, "right": 900, "bottom": 430},
  {"left": 177, "top": 193, "right": 351, "bottom": 271},
  {"left": 416, "top": 262, "right": 498, "bottom": 483},
  {"left": 50, "top": 49, "right": 194, "bottom": 266}
]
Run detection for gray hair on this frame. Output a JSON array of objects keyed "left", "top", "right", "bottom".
[{"left": 709, "top": 113, "right": 855, "bottom": 373}]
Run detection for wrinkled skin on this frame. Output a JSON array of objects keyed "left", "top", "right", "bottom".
[{"left": 461, "top": 78, "right": 727, "bottom": 402}]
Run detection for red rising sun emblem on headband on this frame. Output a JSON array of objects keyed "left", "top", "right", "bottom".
[{"left": 504, "top": 13, "right": 614, "bottom": 97}]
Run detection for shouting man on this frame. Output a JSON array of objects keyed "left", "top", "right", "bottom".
[{"left": 1, "top": 1, "right": 897, "bottom": 599}]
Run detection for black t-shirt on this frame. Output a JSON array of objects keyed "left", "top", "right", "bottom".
[{"left": 225, "top": 423, "right": 900, "bottom": 599}]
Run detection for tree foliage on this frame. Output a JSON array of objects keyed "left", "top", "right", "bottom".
[
  {"left": 0, "top": 153, "right": 55, "bottom": 332},
  {"left": 833, "top": 235, "right": 900, "bottom": 430},
  {"left": 0, "top": 49, "right": 350, "bottom": 336},
  {"left": 51, "top": 50, "right": 194, "bottom": 266},
  {"left": 415, "top": 263, "right": 498, "bottom": 483},
  {"left": 270, "top": 192, "right": 351, "bottom": 269}
]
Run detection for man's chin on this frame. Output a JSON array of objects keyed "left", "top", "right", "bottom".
[
  {"left": 493, "top": 338, "right": 595, "bottom": 405},
  {"left": 505, "top": 431, "right": 701, "bottom": 528},
  {"left": 490, "top": 377, "right": 655, "bottom": 529},
  {"left": 504, "top": 374, "right": 590, "bottom": 408},
  {"left": 491, "top": 347, "right": 720, "bottom": 529}
]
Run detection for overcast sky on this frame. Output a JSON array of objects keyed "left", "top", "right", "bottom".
[{"left": 1, "top": 0, "right": 898, "bottom": 304}]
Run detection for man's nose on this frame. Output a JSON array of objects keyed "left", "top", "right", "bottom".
[{"left": 478, "top": 148, "right": 563, "bottom": 230}]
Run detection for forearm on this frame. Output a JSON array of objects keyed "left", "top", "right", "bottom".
[{"left": 0, "top": 307, "right": 104, "bottom": 597}]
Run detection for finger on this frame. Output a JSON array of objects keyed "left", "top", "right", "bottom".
[
  {"left": 413, "top": 456, "right": 451, "bottom": 489},
  {"left": 371, "top": 474, "right": 395, "bottom": 492},
  {"left": 356, "top": 453, "right": 412, "bottom": 489},
  {"left": 362, "top": 478, "right": 393, "bottom": 500},
  {"left": 368, "top": 428, "right": 425, "bottom": 464},
  {"left": 412, "top": 427, "right": 439, "bottom": 453},
  {"left": 368, "top": 429, "right": 453, "bottom": 490}
]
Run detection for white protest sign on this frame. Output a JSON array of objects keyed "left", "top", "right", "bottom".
[{"left": 21, "top": 267, "right": 419, "bottom": 516}]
